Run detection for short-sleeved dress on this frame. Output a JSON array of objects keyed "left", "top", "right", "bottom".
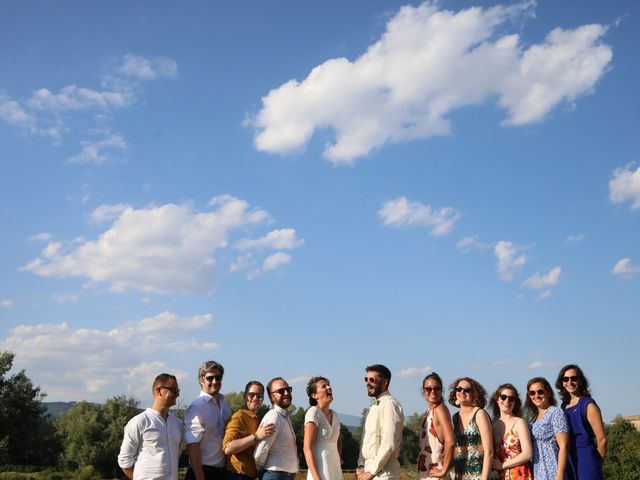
[
  {"left": 453, "top": 408, "right": 486, "bottom": 480},
  {"left": 562, "top": 397, "right": 604, "bottom": 480},
  {"left": 417, "top": 408, "right": 445, "bottom": 479},
  {"left": 529, "top": 406, "right": 569, "bottom": 480},
  {"left": 494, "top": 420, "right": 532, "bottom": 480},
  {"left": 305, "top": 406, "right": 343, "bottom": 480}
]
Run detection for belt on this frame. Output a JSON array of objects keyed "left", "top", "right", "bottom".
[{"left": 267, "top": 471, "right": 296, "bottom": 478}]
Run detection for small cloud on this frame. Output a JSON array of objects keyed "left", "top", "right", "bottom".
[
  {"left": 609, "top": 165, "right": 640, "bottom": 210},
  {"left": 114, "top": 54, "right": 178, "bottom": 80},
  {"left": 522, "top": 266, "right": 561, "bottom": 289},
  {"left": 379, "top": 197, "right": 460, "bottom": 236},
  {"left": 565, "top": 234, "right": 585, "bottom": 244},
  {"left": 537, "top": 289, "right": 553, "bottom": 300},
  {"left": 263, "top": 252, "right": 291, "bottom": 271},
  {"left": 456, "top": 235, "right": 492, "bottom": 254},
  {"left": 494, "top": 241, "right": 528, "bottom": 281},
  {"left": 528, "top": 360, "right": 557, "bottom": 369},
  {"left": 52, "top": 293, "right": 80, "bottom": 304},
  {"left": 67, "top": 133, "right": 127, "bottom": 165},
  {"left": 28, "top": 232, "right": 52, "bottom": 242},
  {"left": 88, "top": 203, "right": 131, "bottom": 225},
  {"left": 235, "top": 229, "right": 304, "bottom": 250},
  {"left": 1, "top": 299, "right": 14, "bottom": 308},
  {"left": 612, "top": 258, "right": 640, "bottom": 278},
  {"left": 397, "top": 366, "right": 432, "bottom": 378},
  {"left": 287, "top": 375, "right": 309, "bottom": 386}
]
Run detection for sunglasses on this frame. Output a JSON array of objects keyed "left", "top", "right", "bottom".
[
  {"left": 271, "top": 386, "right": 293, "bottom": 396},
  {"left": 246, "top": 392, "right": 264, "bottom": 400},
  {"left": 204, "top": 374, "right": 223, "bottom": 383},
  {"left": 455, "top": 386, "right": 472, "bottom": 394},
  {"left": 562, "top": 375, "right": 578, "bottom": 383},
  {"left": 499, "top": 394, "right": 516, "bottom": 402},
  {"left": 364, "top": 376, "right": 383, "bottom": 384},
  {"left": 423, "top": 386, "right": 441, "bottom": 394},
  {"left": 159, "top": 386, "right": 180, "bottom": 395},
  {"left": 528, "top": 389, "right": 546, "bottom": 397}
]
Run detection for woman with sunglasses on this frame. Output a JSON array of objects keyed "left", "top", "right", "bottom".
[
  {"left": 223, "top": 381, "right": 274, "bottom": 480},
  {"left": 417, "top": 372, "right": 454, "bottom": 479},
  {"left": 555, "top": 365, "right": 606, "bottom": 480},
  {"left": 448, "top": 377, "right": 494, "bottom": 480},
  {"left": 488, "top": 384, "right": 532, "bottom": 480},
  {"left": 303, "top": 376, "right": 343, "bottom": 480},
  {"left": 524, "top": 377, "right": 569, "bottom": 480}
]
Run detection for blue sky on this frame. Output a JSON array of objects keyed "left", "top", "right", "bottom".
[{"left": 1, "top": 0, "right": 638, "bottom": 423}]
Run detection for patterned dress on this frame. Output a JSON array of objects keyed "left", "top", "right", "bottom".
[
  {"left": 529, "top": 406, "right": 569, "bottom": 480},
  {"left": 417, "top": 408, "right": 445, "bottom": 479},
  {"left": 453, "top": 409, "right": 486, "bottom": 480},
  {"left": 494, "top": 421, "right": 532, "bottom": 480}
]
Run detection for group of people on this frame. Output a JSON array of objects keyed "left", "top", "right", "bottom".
[{"left": 117, "top": 361, "right": 606, "bottom": 480}]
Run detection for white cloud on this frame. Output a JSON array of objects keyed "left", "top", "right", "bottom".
[
  {"left": 52, "top": 292, "right": 80, "bottom": 304},
  {"left": 537, "top": 289, "right": 553, "bottom": 300},
  {"left": 456, "top": 235, "right": 492, "bottom": 254},
  {"left": 609, "top": 165, "right": 640, "bottom": 210},
  {"left": 28, "top": 232, "right": 52, "bottom": 242},
  {"left": 67, "top": 133, "right": 128, "bottom": 165},
  {"left": 379, "top": 196, "right": 460, "bottom": 236},
  {"left": 0, "top": 312, "right": 203, "bottom": 401},
  {"left": 565, "top": 233, "right": 585, "bottom": 244},
  {"left": 21, "top": 195, "right": 293, "bottom": 294},
  {"left": 494, "top": 240, "right": 527, "bottom": 281},
  {"left": 235, "top": 228, "right": 304, "bottom": 250},
  {"left": 287, "top": 375, "right": 310, "bottom": 386},
  {"left": 251, "top": 1, "right": 612, "bottom": 163},
  {"left": 0, "top": 94, "right": 37, "bottom": 130},
  {"left": 528, "top": 360, "right": 557, "bottom": 369},
  {"left": 114, "top": 54, "right": 178, "bottom": 80},
  {"left": 27, "top": 85, "right": 131, "bottom": 112},
  {"left": 397, "top": 366, "right": 433, "bottom": 378},
  {"left": 1, "top": 299, "right": 14, "bottom": 308},
  {"left": 88, "top": 203, "right": 132, "bottom": 224},
  {"left": 262, "top": 252, "right": 292, "bottom": 271},
  {"left": 522, "top": 266, "right": 561, "bottom": 289},
  {"left": 612, "top": 258, "right": 640, "bottom": 278}
]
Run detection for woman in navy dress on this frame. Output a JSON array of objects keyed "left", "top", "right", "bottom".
[{"left": 555, "top": 365, "right": 606, "bottom": 480}]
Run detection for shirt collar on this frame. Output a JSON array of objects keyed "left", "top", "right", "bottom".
[
  {"left": 372, "top": 390, "right": 391, "bottom": 405},
  {"left": 274, "top": 404, "right": 290, "bottom": 417}
]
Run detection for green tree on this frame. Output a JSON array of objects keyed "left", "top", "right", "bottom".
[
  {"left": 0, "top": 351, "right": 62, "bottom": 467},
  {"left": 603, "top": 417, "right": 640, "bottom": 479},
  {"left": 55, "top": 395, "right": 140, "bottom": 478},
  {"left": 339, "top": 424, "right": 359, "bottom": 469},
  {"left": 398, "top": 426, "right": 419, "bottom": 467}
]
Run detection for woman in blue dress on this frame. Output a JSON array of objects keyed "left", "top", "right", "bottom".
[
  {"left": 524, "top": 377, "right": 569, "bottom": 480},
  {"left": 555, "top": 365, "right": 606, "bottom": 480}
]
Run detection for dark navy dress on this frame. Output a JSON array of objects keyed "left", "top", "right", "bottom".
[{"left": 563, "top": 397, "right": 604, "bottom": 480}]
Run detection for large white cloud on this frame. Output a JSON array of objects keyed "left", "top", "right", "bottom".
[
  {"left": 612, "top": 258, "right": 640, "bottom": 278},
  {"left": 609, "top": 165, "right": 640, "bottom": 210},
  {"left": 379, "top": 196, "right": 460, "bottom": 236},
  {"left": 250, "top": 1, "right": 612, "bottom": 164},
  {"left": 0, "top": 311, "right": 210, "bottom": 401},
  {"left": 21, "top": 195, "right": 297, "bottom": 293},
  {"left": 494, "top": 240, "right": 527, "bottom": 281},
  {"left": 522, "top": 266, "right": 562, "bottom": 289}
]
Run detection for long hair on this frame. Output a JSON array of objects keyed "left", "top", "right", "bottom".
[
  {"left": 555, "top": 364, "right": 591, "bottom": 404},
  {"left": 523, "top": 377, "right": 556, "bottom": 420},
  {"left": 488, "top": 383, "right": 523, "bottom": 420},
  {"left": 306, "top": 376, "right": 329, "bottom": 406},
  {"left": 448, "top": 377, "right": 487, "bottom": 408}
]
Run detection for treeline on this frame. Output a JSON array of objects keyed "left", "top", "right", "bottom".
[{"left": 2, "top": 351, "right": 640, "bottom": 479}]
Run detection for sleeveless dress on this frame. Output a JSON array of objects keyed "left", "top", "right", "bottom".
[
  {"left": 562, "top": 397, "right": 604, "bottom": 480},
  {"left": 305, "top": 406, "right": 343, "bottom": 480},
  {"left": 529, "top": 406, "right": 569, "bottom": 480},
  {"left": 417, "top": 408, "right": 445, "bottom": 479},
  {"left": 494, "top": 421, "right": 532, "bottom": 480},
  {"left": 453, "top": 409, "right": 485, "bottom": 480}
]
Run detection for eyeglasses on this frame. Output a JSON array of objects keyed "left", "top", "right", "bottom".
[
  {"left": 528, "top": 389, "right": 545, "bottom": 397},
  {"left": 247, "top": 392, "right": 264, "bottom": 400},
  {"left": 423, "top": 386, "right": 441, "bottom": 393},
  {"left": 499, "top": 394, "right": 516, "bottom": 402},
  {"left": 204, "top": 374, "right": 223, "bottom": 383},
  {"left": 455, "top": 386, "right": 472, "bottom": 394},
  {"left": 562, "top": 375, "right": 578, "bottom": 383},
  {"left": 271, "top": 386, "right": 293, "bottom": 396},
  {"left": 364, "top": 376, "right": 383, "bottom": 384},
  {"left": 159, "top": 386, "right": 180, "bottom": 395}
]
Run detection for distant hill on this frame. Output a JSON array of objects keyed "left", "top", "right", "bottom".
[
  {"left": 43, "top": 401, "right": 78, "bottom": 418},
  {"left": 339, "top": 412, "right": 361, "bottom": 427}
]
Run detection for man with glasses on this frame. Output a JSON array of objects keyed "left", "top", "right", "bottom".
[
  {"left": 254, "top": 377, "right": 298, "bottom": 480},
  {"left": 118, "top": 373, "right": 183, "bottom": 480},
  {"left": 357, "top": 364, "right": 404, "bottom": 480},
  {"left": 185, "top": 361, "right": 232, "bottom": 480}
]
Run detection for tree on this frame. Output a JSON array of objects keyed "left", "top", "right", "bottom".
[
  {"left": 339, "top": 424, "right": 360, "bottom": 469},
  {"left": 55, "top": 395, "right": 140, "bottom": 478},
  {"left": 603, "top": 417, "right": 640, "bottom": 479},
  {"left": 0, "top": 351, "right": 62, "bottom": 467}
]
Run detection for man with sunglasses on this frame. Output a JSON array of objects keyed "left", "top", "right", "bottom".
[
  {"left": 118, "top": 373, "right": 183, "bottom": 480},
  {"left": 185, "top": 361, "right": 232, "bottom": 480},
  {"left": 357, "top": 364, "right": 404, "bottom": 480},
  {"left": 254, "top": 377, "right": 299, "bottom": 480}
]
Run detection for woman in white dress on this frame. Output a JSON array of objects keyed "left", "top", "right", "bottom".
[{"left": 303, "top": 376, "right": 343, "bottom": 480}]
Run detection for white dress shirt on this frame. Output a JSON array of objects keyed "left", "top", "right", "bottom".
[
  {"left": 184, "top": 391, "right": 232, "bottom": 467},
  {"left": 118, "top": 408, "right": 184, "bottom": 480},
  {"left": 358, "top": 391, "right": 404, "bottom": 479},
  {"left": 254, "top": 405, "right": 299, "bottom": 473}
]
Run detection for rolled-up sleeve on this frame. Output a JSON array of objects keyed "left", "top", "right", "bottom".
[
  {"left": 253, "top": 410, "right": 277, "bottom": 468},
  {"left": 184, "top": 403, "right": 205, "bottom": 445},
  {"left": 369, "top": 399, "right": 403, "bottom": 475},
  {"left": 118, "top": 417, "right": 141, "bottom": 469}
]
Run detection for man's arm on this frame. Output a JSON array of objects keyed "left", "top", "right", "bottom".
[
  {"left": 187, "top": 442, "right": 206, "bottom": 480},
  {"left": 254, "top": 411, "right": 278, "bottom": 469},
  {"left": 117, "top": 417, "right": 140, "bottom": 480},
  {"left": 184, "top": 402, "right": 207, "bottom": 480},
  {"left": 366, "top": 399, "right": 403, "bottom": 476}
]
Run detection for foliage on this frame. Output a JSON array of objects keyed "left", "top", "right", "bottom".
[
  {"left": 603, "top": 416, "right": 640, "bottom": 479},
  {"left": 404, "top": 412, "right": 423, "bottom": 438},
  {"left": 398, "top": 426, "right": 419, "bottom": 467},
  {"left": 225, "top": 391, "right": 269, "bottom": 419},
  {"left": 0, "top": 351, "right": 63, "bottom": 467},
  {"left": 339, "top": 424, "right": 359, "bottom": 469},
  {"left": 54, "top": 395, "right": 140, "bottom": 478}
]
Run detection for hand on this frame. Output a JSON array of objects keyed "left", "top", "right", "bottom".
[
  {"left": 356, "top": 470, "right": 374, "bottom": 480},
  {"left": 256, "top": 423, "right": 275, "bottom": 441},
  {"left": 428, "top": 467, "right": 445, "bottom": 478},
  {"left": 491, "top": 458, "right": 503, "bottom": 470}
]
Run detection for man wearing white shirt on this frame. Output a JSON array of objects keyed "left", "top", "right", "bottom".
[
  {"left": 357, "top": 364, "right": 404, "bottom": 480},
  {"left": 118, "top": 373, "right": 183, "bottom": 480},
  {"left": 254, "top": 377, "right": 298, "bottom": 480},
  {"left": 185, "top": 361, "right": 232, "bottom": 480}
]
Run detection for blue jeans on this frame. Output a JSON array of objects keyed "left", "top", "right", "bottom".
[{"left": 261, "top": 471, "right": 296, "bottom": 480}]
